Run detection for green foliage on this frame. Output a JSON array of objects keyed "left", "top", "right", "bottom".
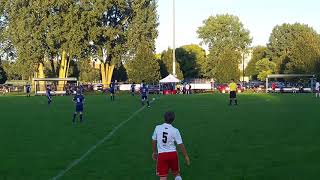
[
  {"left": 1, "top": 59, "right": 33, "bottom": 81},
  {"left": 1, "top": 61, "right": 20, "bottom": 80},
  {"left": 112, "top": 63, "right": 128, "bottom": 82},
  {"left": 197, "top": 14, "right": 252, "bottom": 51},
  {"left": 245, "top": 46, "right": 268, "bottom": 79},
  {"left": 256, "top": 58, "right": 277, "bottom": 81},
  {"left": 267, "top": 23, "right": 320, "bottom": 75},
  {"left": 159, "top": 48, "right": 183, "bottom": 79},
  {"left": 284, "top": 31, "right": 320, "bottom": 75},
  {"left": 126, "top": 43, "right": 160, "bottom": 83},
  {"left": 0, "top": 64, "right": 7, "bottom": 84},
  {"left": 127, "top": 0, "right": 158, "bottom": 53},
  {"left": 176, "top": 44, "right": 206, "bottom": 78},
  {"left": 124, "top": 0, "right": 159, "bottom": 83},
  {"left": 198, "top": 14, "right": 251, "bottom": 82},
  {"left": 78, "top": 59, "right": 100, "bottom": 83},
  {"left": 209, "top": 47, "right": 241, "bottom": 83},
  {"left": 1, "top": 0, "right": 159, "bottom": 82}
]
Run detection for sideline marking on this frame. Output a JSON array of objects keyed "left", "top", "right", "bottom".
[{"left": 51, "top": 99, "right": 156, "bottom": 180}]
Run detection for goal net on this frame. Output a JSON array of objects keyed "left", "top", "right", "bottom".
[
  {"left": 266, "top": 74, "right": 316, "bottom": 93},
  {"left": 33, "top": 78, "right": 78, "bottom": 95}
]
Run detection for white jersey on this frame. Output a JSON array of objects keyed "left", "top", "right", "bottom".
[
  {"left": 152, "top": 123, "right": 183, "bottom": 154},
  {"left": 316, "top": 82, "right": 320, "bottom": 91}
]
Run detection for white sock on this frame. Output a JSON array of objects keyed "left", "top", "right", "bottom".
[{"left": 175, "top": 176, "right": 182, "bottom": 180}]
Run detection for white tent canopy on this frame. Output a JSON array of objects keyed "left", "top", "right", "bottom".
[{"left": 159, "top": 74, "right": 180, "bottom": 83}]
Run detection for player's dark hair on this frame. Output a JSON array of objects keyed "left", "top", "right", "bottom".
[
  {"left": 164, "top": 111, "right": 175, "bottom": 124},
  {"left": 231, "top": 79, "right": 234, "bottom": 82}
]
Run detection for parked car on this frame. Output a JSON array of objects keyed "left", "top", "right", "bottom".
[
  {"left": 217, "top": 83, "right": 245, "bottom": 93},
  {"left": 148, "top": 85, "right": 160, "bottom": 94},
  {"left": 238, "top": 84, "right": 245, "bottom": 92},
  {"left": 217, "top": 84, "right": 229, "bottom": 93},
  {"left": 93, "top": 84, "right": 103, "bottom": 91}
]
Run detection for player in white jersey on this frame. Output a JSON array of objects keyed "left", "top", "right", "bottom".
[
  {"left": 316, "top": 82, "right": 320, "bottom": 98},
  {"left": 152, "top": 111, "right": 190, "bottom": 180}
]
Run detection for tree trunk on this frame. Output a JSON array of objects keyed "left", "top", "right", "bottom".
[
  {"left": 38, "top": 62, "right": 45, "bottom": 91},
  {"left": 100, "top": 63, "right": 115, "bottom": 89},
  {"left": 58, "top": 51, "right": 68, "bottom": 91}
]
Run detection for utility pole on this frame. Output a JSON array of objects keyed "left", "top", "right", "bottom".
[
  {"left": 172, "top": 0, "right": 176, "bottom": 76},
  {"left": 242, "top": 52, "right": 245, "bottom": 84}
]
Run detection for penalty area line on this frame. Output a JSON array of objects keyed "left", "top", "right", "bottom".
[{"left": 51, "top": 98, "right": 156, "bottom": 180}]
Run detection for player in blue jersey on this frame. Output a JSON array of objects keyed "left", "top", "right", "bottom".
[
  {"left": 131, "top": 82, "right": 136, "bottom": 96},
  {"left": 109, "top": 81, "right": 116, "bottom": 101},
  {"left": 140, "top": 83, "right": 150, "bottom": 108},
  {"left": 46, "top": 85, "right": 52, "bottom": 104},
  {"left": 72, "top": 91, "right": 85, "bottom": 123},
  {"left": 79, "top": 84, "right": 84, "bottom": 95},
  {"left": 26, "top": 83, "right": 31, "bottom": 97}
]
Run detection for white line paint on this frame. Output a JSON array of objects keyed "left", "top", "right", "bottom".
[{"left": 51, "top": 99, "right": 156, "bottom": 180}]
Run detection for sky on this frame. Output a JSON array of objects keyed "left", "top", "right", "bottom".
[{"left": 156, "top": 0, "right": 320, "bottom": 53}]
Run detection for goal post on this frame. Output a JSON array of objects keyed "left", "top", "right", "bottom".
[
  {"left": 266, "top": 74, "right": 315, "bottom": 93},
  {"left": 33, "top": 78, "right": 78, "bottom": 95}
]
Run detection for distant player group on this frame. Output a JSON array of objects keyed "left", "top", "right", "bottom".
[{"left": 41, "top": 80, "right": 152, "bottom": 124}]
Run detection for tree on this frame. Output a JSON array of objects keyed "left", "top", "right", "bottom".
[
  {"left": 245, "top": 46, "right": 267, "bottom": 79},
  {"left": 210, "top": 47, "right": 241, "bottom": 83},
  {"left": 126, "top": 43, "right": 160, "bottom": 83},
  {"left": 77, "top": 59, "right": 101, "bottom": 83},
  {"left": 1, "top": 61, "right": 20, "bottom": 80},
  {"left": 125, "top": 0, "right": 159, "bottom": 83},
  {"left": 1, "top": 0, "right": 160, "bottom": 84},
  {"left": 3, "top": 0, "right": 52, "bottom": 79},
  {"left": 255, "top": 58, "right": 277, "bottom": 81},
  {"left": 127, "top": 0, "right": 158, "bottom": 52},
  {"left": 267, "top": 23, "right": 320, "bottom": 74},
  {"left": 176, "top": 44, "right": 206, "bottom": 78},
  {"left": 197, "top": 14, "right": 251, "bottom": 82},
  {"left": 284, "top": 31, "right": 320, "bottom": 75},
  {"left": 159, "top": 48, "right": 183, "bottom": 79},
  {"left": 112, "top": 63, "right": 128, "bottom": 82},
  {"left": 0, "top": 64, "right": 7, "bottom": 84}
]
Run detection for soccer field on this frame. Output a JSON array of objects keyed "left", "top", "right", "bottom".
[{"left": 1, "top": 93, "right": 320, "bottom": 180}]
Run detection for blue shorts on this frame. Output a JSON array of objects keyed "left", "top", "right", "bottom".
[
  {"left": 141, "top": 96, "right": 148, "bottom": 100},
  {"left": 76, "top": 105, "right": 84, "bottom": 112}
]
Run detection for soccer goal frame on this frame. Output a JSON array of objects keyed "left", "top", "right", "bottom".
[
  {"left": 266, "top": 74, "right": 315, "bottom": 93},
  {"left": 33, "top": 78, "right": 78, "bottom": 95}
]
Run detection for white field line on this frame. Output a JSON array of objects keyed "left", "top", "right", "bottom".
[{"left": 51, "top": 98, "right": 156, "bottom": 180}]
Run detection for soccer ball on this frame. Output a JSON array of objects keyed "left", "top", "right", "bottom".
[{"left": 152, "top": 98, "right": 156, "bottom": 100}]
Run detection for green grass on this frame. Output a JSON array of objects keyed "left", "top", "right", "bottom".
[{"left": 1, "top": 93, "right": 320, "bottom": 180}]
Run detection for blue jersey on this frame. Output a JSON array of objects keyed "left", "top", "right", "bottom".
[
  {"left": 79, "top": 86, "right": 84, "bottom": 94},
  {"left": 140, "top": 86, "right": 148, "bottom": 96},
  {"left": 46, "top": 88, "right": 51, "bottom": 97},
  {"left": 73, "top": 95, "right": 85, "bottom": 106},
  {"left": 109, "top": 83, "right": 115, "bottom": 93},
  {"left": 26, "top": 85, "right": 31, "bottom": 92}
]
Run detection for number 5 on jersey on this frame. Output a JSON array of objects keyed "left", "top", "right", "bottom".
[{"left": 162, "top": 132, "right": 168, "bottom": 143}]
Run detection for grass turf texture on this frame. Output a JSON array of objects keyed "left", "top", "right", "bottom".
[{"left": 0, "top": 93, "right": 320, "bottom": 180}]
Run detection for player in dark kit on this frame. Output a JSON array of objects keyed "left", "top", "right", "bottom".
[
  {"left": 140, "top": 84, "right": 150, "bottom": 108},
  {"left": 46, "top": 85, "right": 52, "bottom": 105},
  {"left": 26, "top": 83, "right": 31, "bottom": 97},
  {"left": 72, "top": 91, "right": 85, "bottom": 123},
  {"left": 109, "top": 81, "right": 116, "bottom": 101},
  {"left": 131, "top": 82, "right": 136, "bottom": 96}
]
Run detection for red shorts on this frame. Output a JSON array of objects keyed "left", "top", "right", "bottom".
[{"left": 157, "top": 151, "right": 180, "bottom": 177}]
